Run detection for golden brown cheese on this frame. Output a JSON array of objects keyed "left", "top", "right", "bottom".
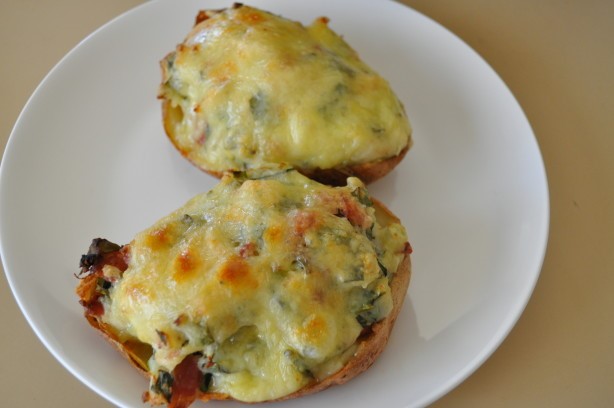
[
  {"left": 159, "top": 5, "right": 412, "bottom": 174},
  {"left": 98, "top": 170, "right": 408, "bottom": 403}
]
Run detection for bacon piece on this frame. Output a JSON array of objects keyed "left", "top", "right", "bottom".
[
  {"left": 78, "top": 238, "right": 129, "bottom": 276},
  {"left": 196, "top": 130, "right": 206, "bottom": 145},
  {"left": 76, "top": 238, "right": 129, "bottom": 317},
  {"left": 293, "top": 210, "right": 318, "bottom": 236},
  {"left": 339, "top": 195, "right": 368, "bottom": 228},
  {"left": 238, "top": 242, "right": 258, "bottom": 257},
  {"left": 169, "top": 355, "right": 203, "bottom": 408}
]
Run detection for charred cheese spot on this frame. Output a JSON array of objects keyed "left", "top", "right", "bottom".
[
  {"left": 238, "top": 10, "right": 267, "bottom": 24},
  {"left": 172, "top": 248, "right": 201, "bottom": 282},
  {"left": 145, "top": 226, "right": 172, "bottom": 249},
  {"left": 218, "top": 257, "right": 258, "bottom": 291},
  {"left": 263, "top": 224, "right": 284, "bottom": 245},
  {"left": 299, "top": 314, "right": 328, "bottom": 345},
  {"left": 210, "top": 61, "right": 237, "bottom": 84}
]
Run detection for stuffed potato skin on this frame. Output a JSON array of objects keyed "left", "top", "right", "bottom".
[
  {"left": 159, "top": 4, "right": 412, "bottom": 183},
  {"left": 76, "top": 171, "right": 411, "bottom": 407}
]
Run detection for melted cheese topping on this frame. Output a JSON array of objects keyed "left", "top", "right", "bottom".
[
  {"left": 159, "top": 5, "right": 412, "bottom": 173},
  {"left": 102, "top": 170, "right": 407, "bottom": 402}
]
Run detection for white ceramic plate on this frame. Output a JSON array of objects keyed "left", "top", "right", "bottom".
[{"left": 0, "top": 0, "right": 549, "bottom": 407}]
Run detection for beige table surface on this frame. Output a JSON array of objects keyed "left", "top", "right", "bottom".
[{"left": 1, "top": 1, "right": 613, "bottom": 407}]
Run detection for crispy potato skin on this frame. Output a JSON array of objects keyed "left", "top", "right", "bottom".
[{"left": 76, "top": 200, "right": 411, "bottom": 406}]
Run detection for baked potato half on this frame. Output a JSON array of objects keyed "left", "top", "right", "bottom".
[
  {"left": 159, "top": 4, "right": 412, "bottom": 184},
  {"left": 76, "top": 170, "right": 411, "bottom": 407}
]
